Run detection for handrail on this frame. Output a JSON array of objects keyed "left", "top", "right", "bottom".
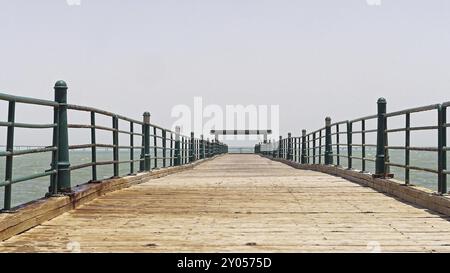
[
  {"left": 256, "top": 97, "right": 449, "bottom": 195},
  {"left": 0, "top": 81, "right": 228, "bottom": 212},
  {"left": 0, "top": 92, "right": 59, "bottom": 107}
]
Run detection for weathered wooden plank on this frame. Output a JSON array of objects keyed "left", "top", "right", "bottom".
[{"left": 1, "top": 154, "right": 450, "bottom": 253}]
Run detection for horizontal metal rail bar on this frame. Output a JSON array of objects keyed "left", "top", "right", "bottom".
[
  {"left": 350, "top": 156, "right": 376, "bottom": 162},
  {"left": 0, "top": 121, "right": 57, "bottom": 129},
  {"left": 67, "top": 104, "right": 143, "bottom": 125},
  {"left": 385, "top": 104, "right": 440, "bottom": 117},
  {"left": 0, "top": 146, "right": 57, "bottom": 157},
  {"left": 68, "top": 124, "right": 115, "bottom": 132},
  {"left": 386, "top": 146, "right": 438, "bottom": 152},
  {"left": 330, "top": 132, "right": 348, "bottom": 136},
  {"left": 0, "top": 92, "right": 59, "bottom": 107},
  {"left": 350, "top": 129, "right": 377, "bottom": 134},
  {"left": 386, "top": 125, "right": 438, "bottom": 133},
  {"left": 386, "top": 163, "right": 438, "bottom": 174},
  {"left": 0, "top": 170, "right": 57, "bottom": 187},
  {"left": 330, "top": 121, "right": 348, "bottom": 126},
  {"left": 69, "top": 144, "right": 115, "bottom": 150},
  {"left": 70, "top": 159, "right": 145, "bottom": 171},
  {"left": 349, "top": 143, "right": 376, "bottom": 147},
  {"left": 350, "top": 114, "right": 377, "bottom": 123},
  {"left": 441, "top": 101, "right": 450, "bottom": 107}
]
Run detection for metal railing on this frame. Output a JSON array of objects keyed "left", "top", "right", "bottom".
[
  {"left": 0, "top": 81, "right": 227, "bottom": 211},
  {"left": 256, "top": 98, "right": 449, "bottom": 195}
]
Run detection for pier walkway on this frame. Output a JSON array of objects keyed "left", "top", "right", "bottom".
[{"left": 1, "top": 154, "right": 450, "bottom": 253}]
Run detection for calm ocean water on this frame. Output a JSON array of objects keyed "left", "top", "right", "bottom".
[
  {"left": 0, "top": 149, "right": 180, "bottom": 209},
  {"left": 0, "top": 148, "right": 445, "bottom": 209}
]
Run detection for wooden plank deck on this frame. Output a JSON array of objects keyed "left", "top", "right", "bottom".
[{"left": 1, "top": 154, "right": 450, "bottom": 253}]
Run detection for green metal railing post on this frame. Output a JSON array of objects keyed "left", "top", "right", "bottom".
[
  {"left": 143, "top": 112, "right": 151, "bottom": 171},
  {"left": 312, "top": 132, "right": 316, "bottom": 164},
  {"left": 153, "top": 126, "right": 157, "bottom": 169},
  {"left": 200, "top": 135, "right": 205, "bottom": 159},
  {"left": 405, "top": 113, "right": 410, "bottom": 185},
  {"left": 307, "top": 135, "right": 310, "bottom": 163},
  {"left": 129, "top": 121, "right": 134, "bottom": 174},
  {"left": 361, "top": 119, "right": 366, "bottom": 172},
  {"left": 287, "top": 133, "right": 292, "bottom": 160},
  {"left": 336, "top": 124, "right": 340, "bottom": 166},
  {"left": 112, "top": 115, "right": 119, "bottom": 177},
  {"left": 278, "top": 136, "right": 282, "bottom": 158},
  {"left": 162, "top": 129, "right": 167, "bottom": 168},
  {"left": 211, "top": 139, "right": 214, "bottom": 156},
  {"left": 140, "top": 119, "right": 144, "bottom": 172},
  {"left": 54, "top": 81, "right": 71, "bottom": 192},
  {"left": 325, "top": 117, "right": 333, "bottom": 165},
  {"left": 3, "top": 101, "right": 15, "bottom": 210},
  {"left": 438, "top": 105, "right": 447, "bottom": 194},
  {"left": 174, "top": 126, "right": 181, "bottom": 166},
  {"left": 375, "top": 98, "right": 387, "bottom": 177},
  {"left": 194, "top": 139, "right": 198, "bottom": 159},
  {"left": 170, "top": 132, "right": 174, "bottom": 166},
  {"left": 90, "top": 112, "right": 97, "bottom": 181},
  {"left": 347, "top": 121, "right": 353, "bottom": 170},
  {"left": 190, "top": 132, "right": 195, "bottom": 162},
  {"left": 301, "top": 130, "right": 307, "bottom": 164},
  {"left": 210, "top": 139, "right": 214, "bottom": 156},
  {"left": 318, "top": 130, "right": 322, "bottom": 164},
  {"left": 182, "top": 136, "right": 186, "bottom": 164}
]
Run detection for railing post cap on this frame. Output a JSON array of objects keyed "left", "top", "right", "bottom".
[
  {"left": 143, "top": 112, "right": 151, "bottom": 124},
  {"left": 54, "top": 80, "right": 68, "bottom": 90},
  {"left": 302, "top": 129, "right": 306, "bottom": 134},
  {"left": 377, "top": 97, "right": 387, "bottom": 104}
]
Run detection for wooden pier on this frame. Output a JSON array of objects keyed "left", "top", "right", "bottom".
[{"left": 1, "top": 154, "right": 450, "bottom": 253}]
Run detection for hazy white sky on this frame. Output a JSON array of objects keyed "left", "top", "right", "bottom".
[{"left": 1, "top": 0, "right": 450, "bottom": 146}]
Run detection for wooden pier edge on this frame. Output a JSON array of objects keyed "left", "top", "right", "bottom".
[
  {"left": 263, "top": 155, "right": 450, "bottom": 217},
  {"left": 0, "top": 155, "right": 222, "bottom": 242}
]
